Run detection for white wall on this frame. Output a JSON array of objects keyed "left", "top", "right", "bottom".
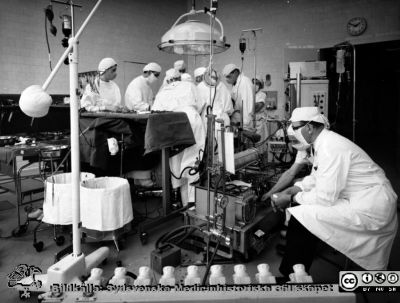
[
  {"left": 1, "top": 0, "right": 399, "bottom": 117},
  {"left": 211, "top": 0, "right": 400, "bottom": 117},
  {"left": 0, "top": 0, "right": 187, "bottom": 94}
]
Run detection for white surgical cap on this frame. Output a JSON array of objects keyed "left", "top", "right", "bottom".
[
  {"left": 174, "top": 60, "right": 185, "bottom": 70},
  {"left": 143, "top": 62, "right": 162, "bottom": 73},
  {"left": 253, "top": 75, "right": 264, "bottom": 84},
  {"left": 194, "top": 67, "right": 207, "bottom": 78},
  {"left": 19, "top": 85, "right": 52, "bottom": 118},
  {"left": 98, "top": 58, "right": 117, "bottom": 74},
  {"left": 290, "top": 107, "right": 330, "bottom": 128},
  {"left": 222, "top": 63, "right": 239, "bottom": 77},
  {"left": 181, "top": 73, "right": 193, "bottom": 82},
  {"left": 165, "top": 68, "right": 180, "bottom": 81}
]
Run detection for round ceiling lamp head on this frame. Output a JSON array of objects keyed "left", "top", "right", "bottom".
[{"left": 158, "top": 20, "right": 230, "bottom": 55}]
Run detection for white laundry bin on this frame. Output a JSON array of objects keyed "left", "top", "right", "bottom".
[
  {"left": 80, "top": 177, "right": 133, "bottom": 232},
  {"left": 42, "top": 172, "right": 95, "bottom": 225}
]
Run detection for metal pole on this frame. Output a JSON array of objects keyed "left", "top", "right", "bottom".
[
  {"left": 253, "top": 31, "right": 257, "bottom": 129},
  {"left": 352, "top": 46, "right": 356, "bottom": 142},
  {"left": 206, "top": 114, "right": 216, "bottom": 233},
  {"left": 68, "top": 0, "right": 103, "bottom": 257},
  {"left": 70, "top": 1, "right": 75, "bottom": 37},
  {"left": 241, "top": 28, "right": 262, "bottom": 129},
  {"left": 68, "top": 38, "right": 81, "bottom": 257},
  {"left": 296, "top": 72, "right": 301, "bottom": 108}
]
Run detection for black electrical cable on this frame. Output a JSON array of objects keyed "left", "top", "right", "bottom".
[
  {"left": 201, "top": 236, "right": 222, "bottom": 286},
  {"left": 44, "top": 16, "right": 53, "bottom": 71},
  {"left": 170, "top": 165, "right": 198, "bottom": 180},
  {"left": 173, "top": 223, "right": 207, "bottom": 246},
  {"left": 155, "top": 225, "right": 193, "bottom": 249},
  {"left": 155, "top": 224, "right": 205, "bottom": 250}
]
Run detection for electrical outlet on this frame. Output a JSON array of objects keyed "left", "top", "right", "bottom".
[{"left": 311, "top": 91, "right": 327, "bottom": 115}]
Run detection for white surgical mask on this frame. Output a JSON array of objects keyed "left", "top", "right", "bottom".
[
  {"left": 147, "top": 73, "right": 158, "bottom": 84},
  {"left": 293, "top": 124, "right": 310, "bottom": 148},
  {"left": 288, "top": 124, "right": 310, "bottom": 151}
]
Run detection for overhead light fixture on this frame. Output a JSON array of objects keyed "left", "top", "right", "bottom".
[{"left": 158, "top": 1, "right": 230, "bottom": 55}]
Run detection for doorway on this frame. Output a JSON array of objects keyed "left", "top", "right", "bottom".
[{"left": 321, "top": 40, "right": 400, "bottom": 191}]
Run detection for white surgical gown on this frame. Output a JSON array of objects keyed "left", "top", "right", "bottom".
[
  {"left": 80, "top": 79, "right": 121, "bottom": 111},
  {"left": 230, "top": 73, "right": 254, "bottom": 129},
  {"left": 197, "top": 81, "right": 233, "bottom": 130},
  {"left": 153, "top": 81, "right": 206, "bottom": 205},
  {"left": 124, "top": 75, "right": 154, "bottom": 111},
  {"left": 290, "top": 129, "right": 398, "bottom": 270},
  {"left": 254, "top": 90, "right": 268, "bottom": 141}
]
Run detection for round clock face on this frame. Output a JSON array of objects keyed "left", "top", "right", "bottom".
[{"left": 347, "top": 17, "right": 367, "bottom": 36}]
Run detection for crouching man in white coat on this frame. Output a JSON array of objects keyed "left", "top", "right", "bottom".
[{"left": 271, "top": 107, "right": 398, "bottom": 277}]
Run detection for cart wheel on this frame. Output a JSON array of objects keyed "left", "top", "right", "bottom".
[
  {"left": 55, "top": 236, "right": 65, "bottom": 246},
  {"left": 19, "top": 290, "right": 30, "bottom": 300},
  {"left": 12, "top": 225, "right": 28, "bottom": 237},
  {"left": 140, "top": 232, "right": 148, "bottom": 245},
  {"left": 34, "top": 241, "right": 44, "bottom": 252}
]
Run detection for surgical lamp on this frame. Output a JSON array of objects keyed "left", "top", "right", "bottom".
[{"left": 158, "top": 0, "right": 230, "bottom": 55}]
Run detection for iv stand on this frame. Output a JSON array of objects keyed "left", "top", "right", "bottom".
[{"left": 241, "top": 28, "right": 262, "bottom": 129}]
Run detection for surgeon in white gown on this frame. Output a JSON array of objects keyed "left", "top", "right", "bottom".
[
  {"left": 271, "top": 107, "right": 398, "bottom": 276},
  {"left": 80, "top": 57, "right": 122, "bottom": 112},
  {"left": 124, "top": 62, "right": 161, "bottom": 111},
  {"left": 152, "top": 69, "right": 206, "bottom": 206},
  {"left": 197, "top": 68, "right": 233, "bottom": 132},
  {"left": 222, "top": 63, "right": 254, "bottom": 130}
]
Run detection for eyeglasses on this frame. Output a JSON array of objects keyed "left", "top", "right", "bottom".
[
  {"left": 291, "top": 120, "right": 311, "bottom": 130},
  {"left": 108, "top": 67, "right": 117, "bottom": 73}
]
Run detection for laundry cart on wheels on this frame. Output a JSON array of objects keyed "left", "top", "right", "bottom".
[
  {"left": 34, "top": 172, "right": 96, "bottom": 252},
  {"left": 80, "top": 177, "right": 133, "bottom": 252}
]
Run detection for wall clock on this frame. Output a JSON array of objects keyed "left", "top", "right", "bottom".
[{"left": 347, "top": 17, "right": 367, "bottom": 36}]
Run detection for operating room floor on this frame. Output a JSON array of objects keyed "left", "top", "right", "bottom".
[{"left": 0, "top": 180, "right": 399, "bottom": 303}]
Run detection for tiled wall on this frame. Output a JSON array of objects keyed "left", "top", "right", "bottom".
[{"left": 0, "top": 0, "right": 187, "bottom": 95}]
